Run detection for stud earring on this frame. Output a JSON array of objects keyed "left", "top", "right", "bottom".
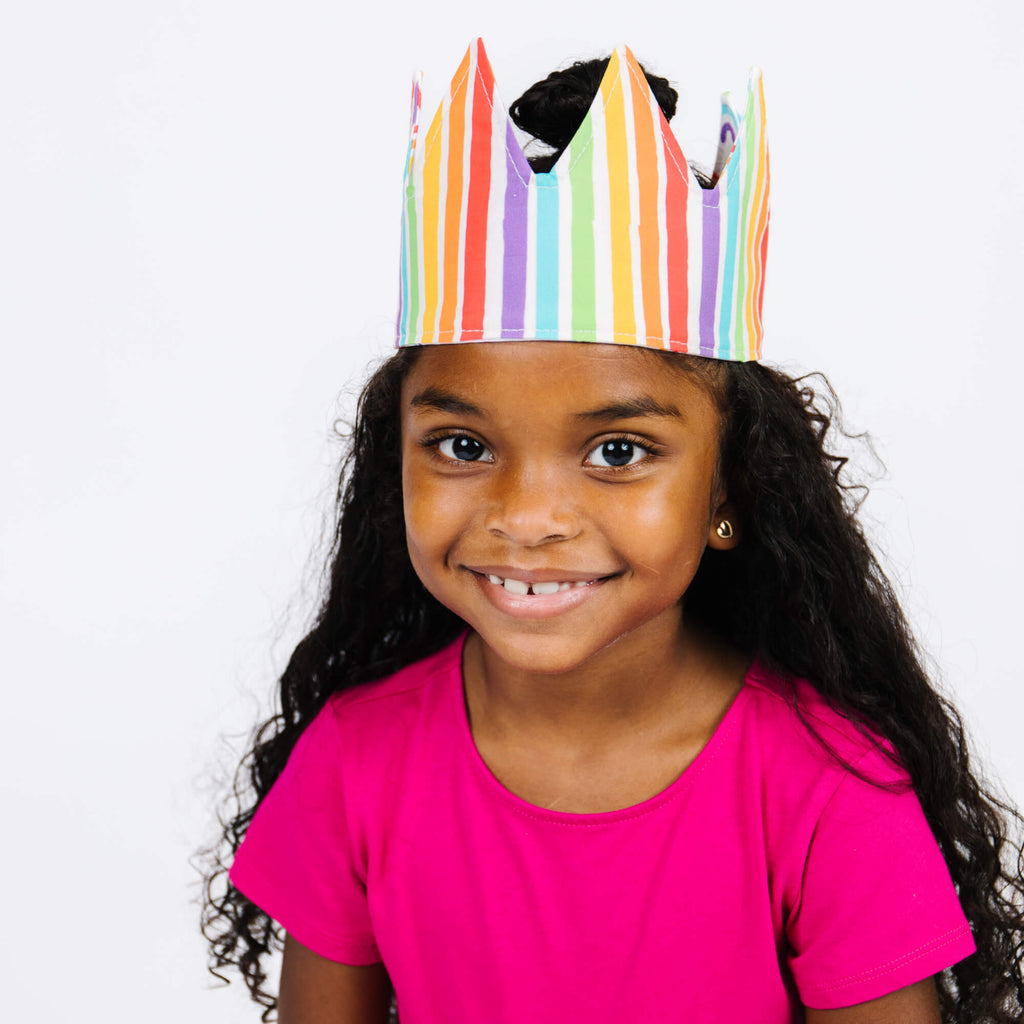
[{"left": 716, "top": 520, "right": 734, "bottom": 540}]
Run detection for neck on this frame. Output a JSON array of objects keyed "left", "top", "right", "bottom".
[{"left": 463, "top": 612, "right": 745, "bottom": 749}]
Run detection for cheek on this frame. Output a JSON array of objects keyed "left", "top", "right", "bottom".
[
  {"left": 401, "top": 461, "right": 474, "bottom": 574},
  {"left": 606, "top": 474, "right": 714, "bottom": 580},
  {"left": 401, "top": 464, "right": 437, "bottom": 554},
  {"left": 622, "top": 473, "right": 714, "bottom": 540}
]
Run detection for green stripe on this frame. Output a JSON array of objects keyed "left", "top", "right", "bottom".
[{"left": 569, "top": 120, "right": 596, "bottom": 339}]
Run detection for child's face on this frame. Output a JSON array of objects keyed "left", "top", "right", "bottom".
[{"left": 400, "top": 342, "right": 733, "bottom": 675}]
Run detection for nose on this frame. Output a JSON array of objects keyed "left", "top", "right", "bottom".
[{"left": 483, "top": 464, "right": 581, "bottom": 547}]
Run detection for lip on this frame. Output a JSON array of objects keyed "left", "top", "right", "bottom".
[
  {"left": 464, "top": 566, "right": 616, "bottom": 620},
  {"left": 463, "top": 565, "right": 614, "bottom": 585}
]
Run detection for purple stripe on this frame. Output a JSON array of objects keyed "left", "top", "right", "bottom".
[
  {"left": 501, "top": 121, "right": 529, "bottom": 337},
  {"left": 698, "top": 193, "right": 720, "bottom": 356}
]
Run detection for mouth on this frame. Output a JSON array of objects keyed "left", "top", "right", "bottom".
[{"left": 466, "top": 568, "right": 615, "bottom": 597}]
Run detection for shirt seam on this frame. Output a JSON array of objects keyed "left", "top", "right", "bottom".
[
  {"left": 804, "top": 924, "right": 973, "bottom": 993},
  {"left": 325, "top": 643, "right": 461, "bottom": 716},
  {"left": 477, "top": 692, "right": 746, "bottom": 828},
  {"left": 231, "top": 861, "right": 381, "bottom": 959},
  {"left": 788, "top": 745, "right": 892, "bottom": 923},
  {"left": 742, "top": 669, "right": 891, "bottom": 763}
]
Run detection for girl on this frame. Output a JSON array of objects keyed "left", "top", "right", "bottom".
[{"left": 201, "top": 42, "right": 1024, "bottom": 1022}]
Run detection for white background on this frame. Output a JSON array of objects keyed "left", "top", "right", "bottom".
[{"left": 3, "top": 0, "right": 1021, "bottom": 1019}]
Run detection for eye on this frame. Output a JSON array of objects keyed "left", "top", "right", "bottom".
[
  {"left": 436, "top": 434, "right": 492, "bottom": 463},
  {"left": 586, "top": 439, "right": 650, "bottom": 468}
]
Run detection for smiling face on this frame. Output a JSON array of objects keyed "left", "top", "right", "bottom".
[{"left": 400, "top": 342, "right": 736, "bottom": 677}]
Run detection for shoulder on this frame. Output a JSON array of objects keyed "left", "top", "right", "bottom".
[
  {"left": 726, "top": 659, "right": 914, "bottom": 865},
  {"left": 747, "top": 665, "right": 977, "bottom": 1004},
  {"left": 738, "top": 659, "right": 907, "bottom": 788},
  {"left": 311, "top": 633, "right": 466, "bottom": 753},
  {"left": 261, "top": 633, "right": 467, "bottom": 839}
]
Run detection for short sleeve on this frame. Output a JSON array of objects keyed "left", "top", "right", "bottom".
[
  {"left": 228, "top": 702, "right": 381, "bottom": 964},
  {"left": 787, "top": 755, "right": 975, "bottom": 1008}
]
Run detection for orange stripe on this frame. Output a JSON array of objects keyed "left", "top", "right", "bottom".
[
  {"left": 629, "top": 72, "right": 662, "bottom": 344},
  {"left": 461, "top": 42, "right": 493, "bottom": 340},
  {"left": 603, "top": 58, "right": 635, "bottom": 343},
  {"left": 437, "top": 48, "right": 471, "bottom": 342}
]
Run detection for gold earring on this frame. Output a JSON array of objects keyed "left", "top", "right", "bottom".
[{"left": 716, "top": 520, "right": 734, "bottom": 540}]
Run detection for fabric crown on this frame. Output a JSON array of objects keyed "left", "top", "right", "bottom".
[{"left": 396, "top": 39, "right": 769, "bottom": 360}]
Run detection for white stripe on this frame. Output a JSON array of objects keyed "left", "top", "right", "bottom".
[
  {"left": 450, "top": 49, "right": 476, "bottom": 342},
  {"left": 621, "top": 53, "right": 645, "bottom": 346},
  {"left": 432, "top": 89, "right": 451, "bottom": 344},
  {"left": 652, "top": 87, "right": 670, "bottom": 348},
  {"left": 684, "top": 164, "right": 704, "bottom": 354},
  {"left": 715, "top": 185, "right": 728, "bottom": 355},
  {"left": 482, "top": 78, "right": 506, "bottom": 339},
  {"left": 556, "top": 150, "right": 573, "bottom": 340},
  {"left": 411, "top": 121, "right": 427, "bottom": 344},
  {"left": 590, "top": 69, "right": 613, "bottom": 344},
  {"left": 735, "top": 136, "right": 749, "bottom": 358},
  {"left": 523, "top": 174, "right": 537, "bottom": 337}
]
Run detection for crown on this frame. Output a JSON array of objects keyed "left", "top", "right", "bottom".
[{"left": 396, "top": 39, "right": 769, "bottom": 360}]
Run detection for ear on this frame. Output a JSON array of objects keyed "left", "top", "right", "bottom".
[{"left": 707, "top": 500, "right": 741, "bottom": 551}]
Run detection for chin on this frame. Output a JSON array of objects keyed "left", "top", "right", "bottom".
[{"left": 468, "top": 620, "right": 640, "bottom": 678}]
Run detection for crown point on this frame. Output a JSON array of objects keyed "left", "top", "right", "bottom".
[{"left": 397, "top": 45, "right": 769, "bottom": 360}]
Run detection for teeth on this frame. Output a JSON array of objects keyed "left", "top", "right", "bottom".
[
  {"left": 531, "top": 581, "right": 560, "bottom": 595},
  {"left": 483, "top": 572, "right": 598, "bottom": 594}
]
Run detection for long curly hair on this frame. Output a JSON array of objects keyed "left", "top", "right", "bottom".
[{"left": 200, "top": 57, "right": 1024, "bottom": 1022}]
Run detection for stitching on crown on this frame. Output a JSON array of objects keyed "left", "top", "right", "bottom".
[
  {"left": 410, "top": 49, "right": 755, "bottom": 199},
  {"left": 621, "top": 57, "right": 692, "bottom": 187},
  {"left": 474, "top": 50, "right": 620, "bottom": 181},
  {"left": 416, "top": 50, "right": 618, "bottom": 187},
  {"left": 715, "top": 94, "right": 750, "bottom": 192},
  {"left": 401, "top": 327, "right": 747, "bottom": 349},
  {"left": 559, "top": 62, "right": 618, "bottom": 176},
  {"left": 619, "top": 55, "right": 751, "bottom": 192},
  {"left": 469, "top": 59, "right": 531, "bottom": 190},
  {"left": 415, "top": 55, "right": 476, "bottom": 169}
]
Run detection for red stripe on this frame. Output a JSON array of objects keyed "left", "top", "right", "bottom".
[
  {"left": 663, "top": 117, "right": 689, "bottom": 350},
  {"left": 437, "top": 48, "right": 470, "bottom": 342},
  {"left": 461, "top": 41, "right": 493, "bottom": 340}
]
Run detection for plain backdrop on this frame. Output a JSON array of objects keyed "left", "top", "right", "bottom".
[{"left": 2, "top": 0, "right": 1021, "bottom": 1019}]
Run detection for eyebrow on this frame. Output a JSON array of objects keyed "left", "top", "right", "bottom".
[
  {"left": 573, "top": 396, "right": 682, "bottom": 422},
  {"left": 408, "top": 387, "right": 682, "bottom": 422},
  {"left": 408, "top": 386, "right": 485, "bottom": 416}
]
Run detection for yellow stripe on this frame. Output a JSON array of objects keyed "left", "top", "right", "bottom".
[
  {"left": 602, "top": 53, "right": 636, "bottom": 343},
  {"left": 420, "top": 106, "right": 444, "bottom": 343}
]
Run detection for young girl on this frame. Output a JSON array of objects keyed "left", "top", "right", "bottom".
[{"left": 202, "top": 41, "right": 1024, "bottom": 1022}]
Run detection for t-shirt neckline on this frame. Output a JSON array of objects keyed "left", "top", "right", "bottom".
[{"left": 444, "top": 631, "right": 755, "bottom": 826}]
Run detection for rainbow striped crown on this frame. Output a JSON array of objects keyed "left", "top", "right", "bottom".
[{"left": 396, "top": 39, "right": 769, "bottom": 360}]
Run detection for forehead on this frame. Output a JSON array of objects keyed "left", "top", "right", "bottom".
[{"left": 401, "top": 342, "right": 718, "bottom": 416}]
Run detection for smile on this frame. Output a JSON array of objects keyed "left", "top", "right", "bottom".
[
  {"left": 484, "top": 574, "right": 596, "bottom": 596},
  {"left": 462, "top": 567, "right": 617, "bottom": 618}
]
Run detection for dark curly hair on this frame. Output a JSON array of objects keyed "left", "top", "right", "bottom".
[{"left": 199, "top": 56, "right": 1024, "bottom": 1022}]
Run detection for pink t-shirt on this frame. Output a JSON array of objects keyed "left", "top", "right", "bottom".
[{"left": 230, "top": 634, "right": 974, "bottom": 1021}]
